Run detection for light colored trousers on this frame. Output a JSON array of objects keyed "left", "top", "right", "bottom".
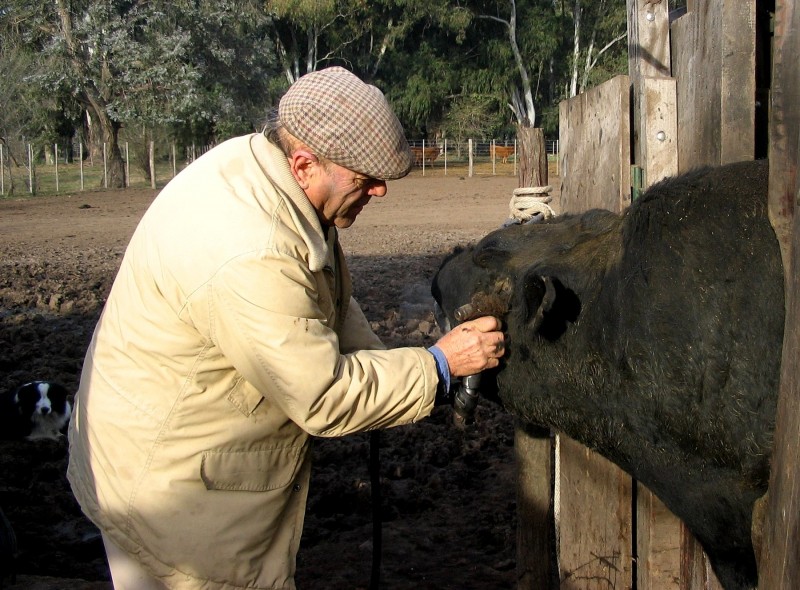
[{"left": 102, "top": 533, "right": 167, "bottom": 590}]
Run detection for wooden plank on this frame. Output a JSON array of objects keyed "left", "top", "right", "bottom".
[
  {"left": 627, "top": 0, "right": 671, "bottom": 82},
  {"left": 634, "top": 74, "right": 682, "bottom": 590},
  {"left": 720, "top": 0, "right": 756, "bottom": 164},
  {"left": 671, "top": 0, "right": 756, "bottom": 172},
  {"left": 759, "top": 0, "right": 800, "bottom": 585},
  {"left": 637, "top": 484, "right": 681, "bottom": 589},
  {"left": 627, "top": 0, "right": 671, "bottom": 168},
  {"left": 671, "top": 6, "right": 722, "bottom": 171},
  {"left": 557, "top": 436, "right": 633, "bottom": 589},
  {"left": 759, "top": 213, "right": 800, "bottom": 590},
  {"left": 679, "top": 525, "right": 724, "bottom": 590},
  {"left": 558, "top": 76, "right": 631, "bottom": 214},
  {"left": 557, "top": 74, "right": 632, "bottom": 590},
  {"left": 515, "top": 424, "right": 556, "bottom": 589},
  {"left": 767, "top": 0, "right": 800, "bottom": 281},
  {"left": 640, "top": 76, "right": 678, "bottom": 185}
]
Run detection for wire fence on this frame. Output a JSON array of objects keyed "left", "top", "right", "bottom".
[{"left": 0, "top": 138, "right": 559, "bottom": 197}]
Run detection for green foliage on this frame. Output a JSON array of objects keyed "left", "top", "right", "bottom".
[
  {"left": 1, "top": 0, "right": 629, "bottom": 153},
  {"left": 440, "top": 94, "right": 505, "bottom": 144}
]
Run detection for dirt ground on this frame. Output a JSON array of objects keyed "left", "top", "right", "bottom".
[{"left": 0, "top": 168, "right": 558, "bottom": 590}]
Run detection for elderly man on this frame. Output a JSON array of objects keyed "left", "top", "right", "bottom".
[{"left": 67, "top": 67, "right": 504, "bottom": 590}]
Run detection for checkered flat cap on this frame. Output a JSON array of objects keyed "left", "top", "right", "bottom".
[{"left": 279, "top": 67, "right": 412, "bottom": 180}]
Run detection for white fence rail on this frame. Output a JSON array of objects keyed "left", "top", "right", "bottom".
[{"left": 0, "top": 138, "right": 559, "bottom": 196}]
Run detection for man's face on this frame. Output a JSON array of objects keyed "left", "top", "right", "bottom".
[{"left": 309, "top": 160, "right": 388, "bottom": 228}]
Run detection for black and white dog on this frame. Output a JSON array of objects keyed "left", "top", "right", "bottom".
[{"left": 0, "top": 381, "right": 72, "bottom": 441}]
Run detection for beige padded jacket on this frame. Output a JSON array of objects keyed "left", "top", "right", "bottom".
[{"left": 67, "top": 134, "right": 438, "bottom": 590}]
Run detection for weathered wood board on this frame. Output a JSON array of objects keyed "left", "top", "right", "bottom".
[{"left": 558, "top": 75, "right": 632, "bottom": 215}]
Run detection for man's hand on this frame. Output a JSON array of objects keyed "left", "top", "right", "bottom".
[{"left": 434, "top": 316, "right": 505, "bottom": 378}]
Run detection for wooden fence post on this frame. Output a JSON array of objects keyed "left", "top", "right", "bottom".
[
  {"left": 628, "top": 5, "right": 685, "bottom": 587},
  {"left": 149, "top": 140, "right": 156, "bottom": 189},
  {"left": 515, "top": 123, "right": 553, "bottom": 590},
  {"left": 557, "top": 75, "right": 632, "bottom": 588},
  {"left": 27, "top": 143, "right": 34, "bottom": 194},
  {"left": 517, "top": 127, "right": 546, "bottom": 189},
  {"left": 766, "top": 0, "right": 800, "bottom": 285},
  {"left": 80, "top": 143, "right": 84, "bottom": 191},
  {"left": 515, "top": 423, "right": 556, "bottom": 589},
  {"left": 759, "top": 0, "right": 800, "bottom": 587}
]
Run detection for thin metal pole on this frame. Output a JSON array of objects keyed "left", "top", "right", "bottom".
[
  {"left": 444, "top": 139, "right": 448, "bottom": 176},
  {"left": 55, "top": 144, "right": 59, "bottom": 192},
  {"left": 125, "top": 142, "right": 130, "bottom": 187},
  {"left": 103, "top": 142, "right": 108, "bottom": 189}
]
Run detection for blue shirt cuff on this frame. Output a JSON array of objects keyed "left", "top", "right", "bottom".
[{"left": 428, "top": 345, "right": 451, "bottom": 393}]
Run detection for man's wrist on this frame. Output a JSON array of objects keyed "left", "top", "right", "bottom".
[{"left": 428, "top": 345, "right": 451, "bottom": 399}]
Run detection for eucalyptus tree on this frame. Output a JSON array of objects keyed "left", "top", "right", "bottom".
[
  {"left": 451, "top": 0, "right": 626, "bottom": 183},
  {"left": 0, "top": 0, "right": 278, "bottom": 189},
  {"left": 185, "top": 1, "right": 279, "bottom": 139},
  {"left": 0, "top": 44, "right": 38, "bottom": 193},
  {"left": 565, "top": 0, "right": 628, "bottom": 97},
  {"left": 264, "top": 0, "right": 354, "bottom": 83},
  {"left": 372, "top": 4, "right": 479, "bottom": 138},
  {"left": 113, "top": 1, "right": 279, "bottom": 177},
  {"left": 262, "top": 0, "right": 475, "bottom": 137}
]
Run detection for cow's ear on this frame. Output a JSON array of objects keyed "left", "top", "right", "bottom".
[{"left": 520, "top": 274, "right": 581, "bottom": 341}]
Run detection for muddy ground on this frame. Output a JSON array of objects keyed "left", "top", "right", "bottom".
[{"left": 0, "top": 168, "right": 558, "bottom": 590}]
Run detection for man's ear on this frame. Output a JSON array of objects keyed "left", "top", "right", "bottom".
[{"left": 288, "top": 150, "right": 319, "bottom": 189}]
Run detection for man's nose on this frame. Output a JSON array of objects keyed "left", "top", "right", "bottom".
[{"left": 368, "top": 181, "right": 388, "bottom": 197}]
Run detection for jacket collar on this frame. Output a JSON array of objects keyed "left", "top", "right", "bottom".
[{"left": 249, "top": 133, "right": 330, "bottom": 272}]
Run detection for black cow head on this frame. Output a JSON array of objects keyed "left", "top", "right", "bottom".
[{"left": 432, "top": 218, "right": 592, "bottom": 345}]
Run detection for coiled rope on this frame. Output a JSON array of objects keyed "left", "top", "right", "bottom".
[{"left": 507, "top": 186, "right": 555, "bottom": 224}]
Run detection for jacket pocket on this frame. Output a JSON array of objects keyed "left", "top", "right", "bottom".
[
  {"left": 200, "top": 443, "right": 307, "bottom": 492},
  {"left": 226, "top": 377, "right": 264, "bottom": 417}
]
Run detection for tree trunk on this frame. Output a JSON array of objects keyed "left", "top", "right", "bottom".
[
  {"left": 54, "top": 0, "right": 125, "bottom": 189},
  {"left": 94, "top": 110, "right": 125, "bottom": 189},
  {"left": 517, "top": 126, "right": 548, "bottom": 188},
  {"left": 149, "top": 140, "right": 156, "bottom": 189}
]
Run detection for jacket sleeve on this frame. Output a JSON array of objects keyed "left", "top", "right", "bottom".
[
  {"left": 339, "top": 297, "right": 386, "bottom": 353},
  {"left": 199, "top": 250, "right": 437, "bottom": 437}
]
